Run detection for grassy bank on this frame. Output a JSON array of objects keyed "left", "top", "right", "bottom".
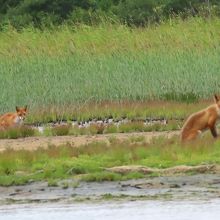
[
  {"left": 0, "top": 135, "right": 220, "bottom": 186},
  {"left": 0, "top": 17, "right": 220, "bottom": 121}
]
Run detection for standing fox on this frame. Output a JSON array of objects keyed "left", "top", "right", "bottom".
[
  {"left": 181, "top": 95, "right": 220, "bottom": 142},
  {"left": 0, "top": 106, "right": 28, "bottom": 128}
]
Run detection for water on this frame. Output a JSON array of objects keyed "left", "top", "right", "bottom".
[{"left": 1, "top": 199, "right": 220, "bottom": 220}]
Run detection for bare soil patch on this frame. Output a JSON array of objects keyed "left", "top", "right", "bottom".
[{"left": 0, "top": 131, "right": 179, "bottom": 152}]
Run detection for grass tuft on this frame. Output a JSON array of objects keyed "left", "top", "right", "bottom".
[
  {"left": 51, "top": 124, "right": 71, "bottom": 136},
  {"left": 0, "top": 126, "right": 35, "bottom": 139}
]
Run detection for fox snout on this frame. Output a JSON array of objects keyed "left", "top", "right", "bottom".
[
  {"left": 15, "top": 105, "right": 28, "bottom": 124},
  {"left": 19, "top": 115, "right": 25, "bottom": 121}
]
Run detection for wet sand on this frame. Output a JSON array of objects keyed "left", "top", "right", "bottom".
[{"left": 1, "top": 174, "right": 220, "bottom": 205}]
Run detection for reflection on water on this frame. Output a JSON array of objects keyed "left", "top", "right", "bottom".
[{"left": 1, "top": 200, "right": 220, "bottom": 220}]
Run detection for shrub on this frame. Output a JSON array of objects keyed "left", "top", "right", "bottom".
[
  {"left": 118, "top": 122, "right": 145, "bottom": 133},
  {"left": 20, "top": 125, "right": 35, "bottom": 137},
  {"left": 104, "top": 124, "right": 118, "bottom": 134},
  {"left": 51, "top": 124, "right": 71, "bottom": 136}
]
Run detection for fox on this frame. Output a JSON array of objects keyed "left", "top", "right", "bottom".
[
  {"left": 0, "top": 106, "right": 28, "bottom": 128},
  {"left": 181, "top": 95, "right": 220, "bottom": 142}
]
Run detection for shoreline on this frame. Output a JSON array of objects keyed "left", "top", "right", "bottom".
[{"left": 1, "top": 173, "right": 220, "bottom": 205}]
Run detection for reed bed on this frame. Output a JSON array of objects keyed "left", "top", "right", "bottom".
[{"left": 0, "top": 17, "right": 219, "bottom": 122}]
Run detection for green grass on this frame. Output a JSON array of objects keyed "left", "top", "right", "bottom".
[
  {"left": 0, "top": 17, "right": 220, "bottom": 124},
  {"left": 0, "top": 17, "right": 219, "bottom": 57},
  {"left": 0, "top": 51, "right": 219, "bottom": 110},
  {"left": 0, "top": 126, "right": 36, "bottom": 139},
  {"left": 0, "top": 135, "right": 220, "bottom": 186}
]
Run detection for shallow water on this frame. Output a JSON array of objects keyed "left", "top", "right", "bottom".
[{"left": 1, "top": 199, "right": 220, "bottom": 220}]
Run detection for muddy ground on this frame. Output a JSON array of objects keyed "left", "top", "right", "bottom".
[
  {"left": 0, "top": 131, "right": 179, "bottom": 152},
  {"left": 1, "top": 174, "right": 220, "bottom": 205}
]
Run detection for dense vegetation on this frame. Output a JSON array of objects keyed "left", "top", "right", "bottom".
[
  {"left": 0, "top": 0, "right": 220, "bottom": 29},
  {"left": 0, "top": 17, "right": 219, "bottom": 122},
  {"left": 0, "top": 1, "right": 220, "bottom": 122}
]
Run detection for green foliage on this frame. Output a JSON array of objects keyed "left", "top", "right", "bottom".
[
  {"left": 164, "top": 0, "right": 220, "bottom": 17},
  {"left": 0, "top": 0, "right": 220, "bottom": 28},
  {"left": 117, "top": 0, "right": 159, "bottom": 26},
  {"left": 0, "top": 0, "right": 97, "bottom": 29}
]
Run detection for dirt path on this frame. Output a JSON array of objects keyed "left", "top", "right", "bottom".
[{"left": 0, "top": 131, "right": 179, "bottom": 152}]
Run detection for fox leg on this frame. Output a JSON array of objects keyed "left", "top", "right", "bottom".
[{"left": 210, "top": 126, "right": 218, "bottom": 138}]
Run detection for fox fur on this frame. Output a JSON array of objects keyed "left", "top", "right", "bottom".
[
  {"left": 0, "top": 106, "right": 27, "bottom": 128},
  {"left": 181, "top": 95, "right": 220, "bottom": 141}
]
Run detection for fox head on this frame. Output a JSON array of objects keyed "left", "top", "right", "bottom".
[{"left": 16, "top": 105, "right": 28, "bottom": 121}]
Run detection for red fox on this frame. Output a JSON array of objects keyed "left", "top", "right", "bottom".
[
  {"left": 0, "top": 106, "right": 28, "bottom": 128},
  {"left": 181, "top": 95, "right": 220, "bottom": 141}
]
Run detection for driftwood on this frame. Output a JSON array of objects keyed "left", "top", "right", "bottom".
[{"left": 105, "top": 164, "right": 220, "bottom": 175}]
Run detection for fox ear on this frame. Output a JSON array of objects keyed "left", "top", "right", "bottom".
[
  {"left": 24, "top": 105, "right": 28, "bottom": 111},
  {"left": 214, "top": 94, "right": 219, "bottom": 103},
  {"left": 16, "top": 106, "right": 19, "bottom": 112}
]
